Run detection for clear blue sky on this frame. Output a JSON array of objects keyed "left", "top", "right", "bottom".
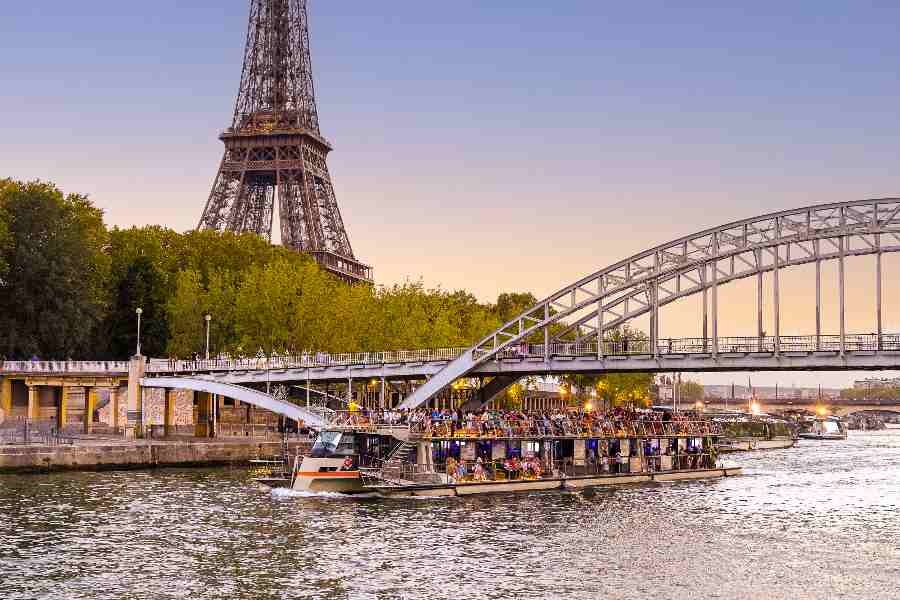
[{"left": 3, "top": 1, "right": 900, "bottom": 387}]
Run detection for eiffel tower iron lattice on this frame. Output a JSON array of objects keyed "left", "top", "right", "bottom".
[{"left": 198, "top": 0, "right": 372, "bottom": 283}]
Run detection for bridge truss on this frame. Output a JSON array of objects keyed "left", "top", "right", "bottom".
[{"left": 400, "top": 198, "right": 900, "bottom": 408}]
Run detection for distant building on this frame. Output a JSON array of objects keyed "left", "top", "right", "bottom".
[{"left": 853, "top": 377, "right": 900, "bottom": 389}]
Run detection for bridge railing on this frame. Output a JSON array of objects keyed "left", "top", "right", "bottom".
[
  {"left": 489, "top": 333, "right": 900, "bottom": 360},
  {"left": 0, "top": 360, "right": 130, "bottom": 375},
  {"left": 145, "top": 347, "right": 470, "bottom": 375},
  {"left": 15, "top": 332, "right": 897, "bottom": 377}
]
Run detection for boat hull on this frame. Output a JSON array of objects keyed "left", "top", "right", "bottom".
[
  {"left": 797, "top": 433, "right": 846, "bottom": 441},
  {"left": 372, "top": 467, "right": 742, "bottom": 497}
]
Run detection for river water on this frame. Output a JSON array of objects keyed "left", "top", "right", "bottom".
[{"left": 1, "top": 430, "right": 898, "bottom": 600}]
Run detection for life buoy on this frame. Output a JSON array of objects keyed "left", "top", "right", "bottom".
[{"left": 342, "top": 457, "right": 354, "bottom": 470}]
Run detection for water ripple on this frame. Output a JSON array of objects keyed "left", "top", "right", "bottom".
[{"left": 1, "top": 431, "right": 898, "bottom": 599}]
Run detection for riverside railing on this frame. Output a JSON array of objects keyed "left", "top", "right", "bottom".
[{"left": 0, "top": 419, "right": 76, "bottom": 446}]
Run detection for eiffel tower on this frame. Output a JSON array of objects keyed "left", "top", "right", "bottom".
[{"left": 198, "top": 0, "right": 372, "bottom": 283}]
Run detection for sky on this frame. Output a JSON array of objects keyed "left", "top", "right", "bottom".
[{"left": 3, "top": 1, "right": 900, "bottom": 387}]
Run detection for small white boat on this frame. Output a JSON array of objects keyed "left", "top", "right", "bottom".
[{"left": 798, "top": 416, "right": 847, "bottom": 441}]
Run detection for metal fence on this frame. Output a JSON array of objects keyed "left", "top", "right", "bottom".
[
  {"left": 0, "top": 419, "right": 76, "bottom": 446},
  {"left": 5, "top": 332, "right": 899, "bottom": 377}
]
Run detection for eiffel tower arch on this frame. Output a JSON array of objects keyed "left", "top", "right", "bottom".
[{"left": 198, "top": 0, "right": 372, "bottom": 283}]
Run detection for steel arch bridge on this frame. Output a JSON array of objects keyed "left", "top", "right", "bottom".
[{"left": 398, "top": 198, "right": 900, "bottom": 408}]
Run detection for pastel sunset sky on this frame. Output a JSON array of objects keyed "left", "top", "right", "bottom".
[{"left": 4, "top": 1, "right": 900, "bottom": 387}]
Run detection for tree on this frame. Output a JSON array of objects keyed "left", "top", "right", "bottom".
[
  {"left": 103, "top": 256, "right": 169, "bottom": 358},
  {"left": 493, "top": 292, "right": 538, "bottom": 323},
  {"left": 595, "top": 372, "right": 655, "bottom": 408},
  {"left": 0, "top": 180, "right": 108, "bottom": 358},
  {"left": 679, "top": 380, "right": 705, "bottom": 403}
]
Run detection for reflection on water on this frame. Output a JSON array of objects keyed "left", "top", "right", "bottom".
[{"left": 1, "top": 431, "right": 898, "bottom": 599}]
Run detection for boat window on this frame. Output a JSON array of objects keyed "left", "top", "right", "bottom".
[
  {"left": 311, "top": 431, "right": 343, "bottom": 457},
  {"left": 822, "top": 420, "right": 841, "bottom": 434}
]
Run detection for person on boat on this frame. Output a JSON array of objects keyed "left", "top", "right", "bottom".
[
  {"left": 446, "top": 457, "right": 458, "bottom": 482},
  {"left": 455, "top": 460, "right": 467, "bottom": 481},
  {"left": 473, "top": 457, "right": 487, "bottom": 481}
]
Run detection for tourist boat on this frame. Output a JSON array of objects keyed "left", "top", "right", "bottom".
[
  {"left": 253, "top": 410, "right": 743, "bottom": 497},
  {"left": 712, "top": 412, "right": 798, "bottom": 452},
  {"left": 798, "top": 415, "right": 848, "bottom": 440}
]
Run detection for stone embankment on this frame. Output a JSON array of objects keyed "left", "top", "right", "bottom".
[{"left": 0, "top": 439, "right": 312, "bottom": 474}]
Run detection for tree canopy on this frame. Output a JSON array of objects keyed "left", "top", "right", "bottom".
[
  {"left": 0, "top": 178, "right": 540, "bottom": 360},
  {"left": 0, "top": 180, "right": 108, "bottom": 358},
  {"left": 0, "top": 172, "right": 661, "bottom": 424}
]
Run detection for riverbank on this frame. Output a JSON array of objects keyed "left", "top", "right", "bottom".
[{"left": 0, "top": 438, "right": 311, "bottom": 474}]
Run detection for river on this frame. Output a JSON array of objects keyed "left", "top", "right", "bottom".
[{"left": 1, "top": 430, "right": 898, "bottom": 600}]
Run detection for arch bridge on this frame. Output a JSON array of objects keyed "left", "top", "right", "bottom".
[
  {"left": 137, "top": 198, "right": 900, "bottom": 415},
  {"left": 398, "top": 197, "right": 900, "bottom": 408}
]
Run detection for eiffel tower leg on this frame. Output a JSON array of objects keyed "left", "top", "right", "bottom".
[
  {"left": 236, "top": 181, "right": 275, "bottom": 241},
  {"left": 278, "top": 168, "right": 307, "bottom": 251},
  {"left": 315, "top": 174, "right": 354, "bottom": 257},
  {"left": 299, "top": 164, "right": 327, "bottom": 251},
  {"left": 199, "top": 155, "right": 244, "bottom": 231}
]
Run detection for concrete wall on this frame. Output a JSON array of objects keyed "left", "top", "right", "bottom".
[{"left": 0, "top": 440, "right": 312, "bottom": 473}]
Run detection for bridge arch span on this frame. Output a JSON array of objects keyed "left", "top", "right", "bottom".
[
  {"left": 141, "top": 377, "right": 327, "bottom": 428},
  {"left": 401, "top": 198, "right": 900, "bottom": 409}
]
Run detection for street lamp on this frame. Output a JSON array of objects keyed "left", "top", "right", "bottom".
[
  {"left": 205, "top": 314, "right": 212, "bottom": 360},
  {"left": 135, "top": 308, "right": 143, "bottom": 356}
]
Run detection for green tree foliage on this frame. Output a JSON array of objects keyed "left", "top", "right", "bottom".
[
  {"left": 0, "top": 180, "right": 108, "bottom": 358},
  {"left": 105, "top": 256, "right": 169, "bottom": 358},
  {"left": 595, "top": 372, "right": 656, "bottom": 408},
  {"left": 0, "top": 180, "right": 12, "bottom": 280},
  {"left": 492, "top": 292, "right": 539, "bottom": 323},
  {"left": 0, "top": 178, "right": 531, "bottom": 360},
  {"left": 558, "top": 325, "right": 655, "bottom": 408},
  {"left": 840, "top": 385, "right": 900, "bottom": 401},
  {"left": 679, "top": 380, "right": 706, "bottom": 403}
]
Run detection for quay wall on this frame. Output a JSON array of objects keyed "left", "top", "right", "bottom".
[{"left": 0, "top": 440, "right": 312, "bottom": 474}]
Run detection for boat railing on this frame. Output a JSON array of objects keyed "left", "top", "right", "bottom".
[
  {"left": 323, "top": 411, "right": 721, "bottom": 439},
  {"left": 418, "top": 419, "right": 721, "bottom": 439},
  {"left": 434, "top": 453, "right": 718, "bottom": 483}
]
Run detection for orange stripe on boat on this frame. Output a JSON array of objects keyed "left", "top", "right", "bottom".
[{"left": 296, "top": 471, "right": 361, "bottom": 478}]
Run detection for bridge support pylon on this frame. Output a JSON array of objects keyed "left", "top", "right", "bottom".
[{"left": 127, "top": 356, "right": 145, "bottom": 436}]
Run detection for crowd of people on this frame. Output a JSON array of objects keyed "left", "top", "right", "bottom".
[{"left": 339, "top": 405, "right": 720, "bottom": 439}]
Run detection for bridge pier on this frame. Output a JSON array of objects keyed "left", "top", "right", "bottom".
[
  {"left": 127, "top": 356, "right": 145, "bottom": 436},
  {"left": 58, "top": 386, "right": 70, "bottom": 431},
  {"left": 195, "top": 391, "right": 215, "bottom": 438},
  {"left": 83, "top": 387, "right": 99, "bottom": 434},
  {"left": 164, "top": 389, "right": 177, "bottom": 436},
  {"left": 0, "top": 377, "right": 11, "bottom": 420},
  {"left": 27, "top": 384, "right": 38, "bottom": 421}
]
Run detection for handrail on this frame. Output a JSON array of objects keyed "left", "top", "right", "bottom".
[
  {"left": 0, "top": 360, "right": 130, "bottom": 374},
  {"left": 4, "top": 331, "right": 899, "bottom": 376}
]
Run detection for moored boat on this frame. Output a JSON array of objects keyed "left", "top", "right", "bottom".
[
  {"left": 798, "top": 415, "right": 847, "bottom": 440},
  {"left": 253, "top": 408, "right": 742, "bottom": 496}
]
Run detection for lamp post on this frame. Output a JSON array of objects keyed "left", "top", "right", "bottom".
[
  {"left": 205, "top": 314, "right": 212, "bottom": 360},
  {"left": 135, "top": 307, "right": 143, "bottom": 356}
]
